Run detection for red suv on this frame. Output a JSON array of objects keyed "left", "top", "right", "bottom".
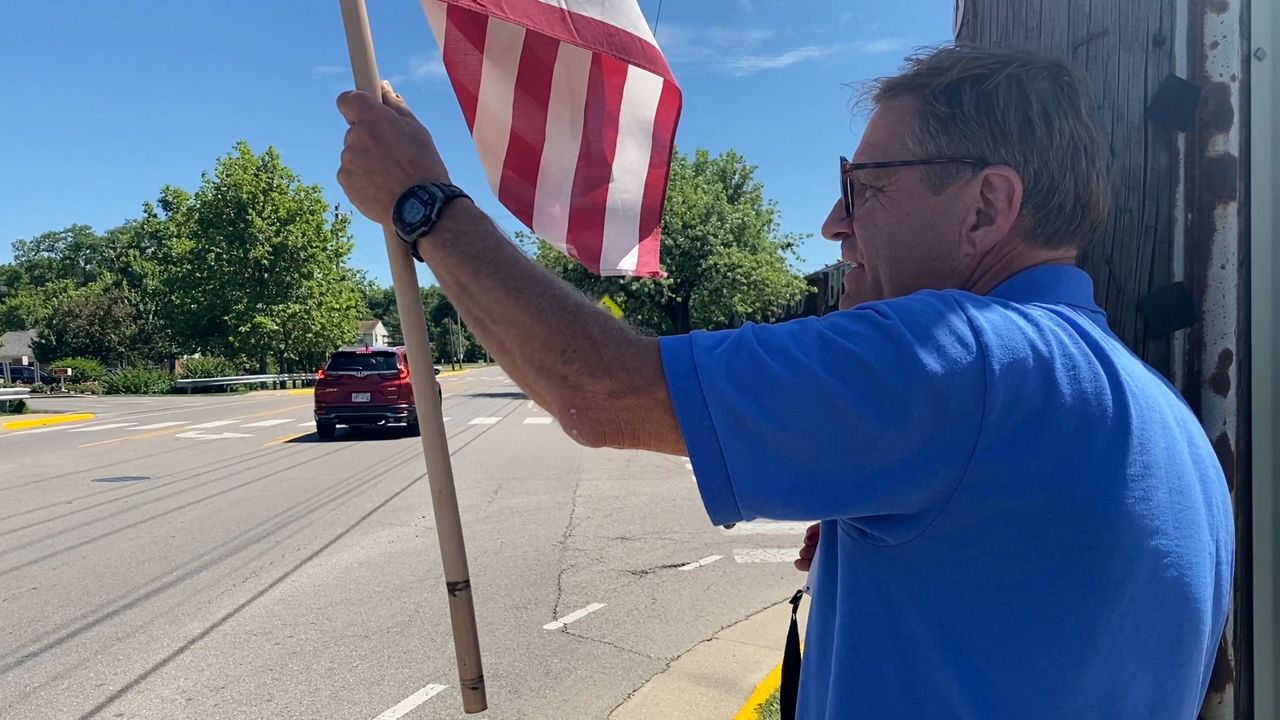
[{"left": 313, "top": 346, "right": 441, "bottom": 440}]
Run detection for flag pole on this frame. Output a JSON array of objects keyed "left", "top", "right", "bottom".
[{"left": 337, "top": 1, "right": 487, "bottom": 712}]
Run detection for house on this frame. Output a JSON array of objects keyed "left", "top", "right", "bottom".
[
  {"left": 357, "top": 320, "right": 390, "bottom": 347},
  {"left": 0, "top": 329, "right": 37, "bottom": 365}
]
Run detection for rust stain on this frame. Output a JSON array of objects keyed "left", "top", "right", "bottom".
[
  {"left": 1209, "top": 348, "right": 1234, "bottom": 396},
  {"left": 1212, "top": 432, "right": 1236, "bottom": 493},
  {"left": 1206, "top": 633, "right": 1234, "bottom": 696},
  {"left": 1204, "top": 154, "right": 1240, "bottom": 204},
  {"left": 1198, "top": 82, "right": 1236, "bottom": 134}
]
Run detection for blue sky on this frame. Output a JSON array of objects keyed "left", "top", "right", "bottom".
[{"left": 0, "top": 0, "right": 952, "bottom": 284}]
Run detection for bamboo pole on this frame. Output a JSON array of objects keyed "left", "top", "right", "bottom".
[{"left": 337, "top": 1, "right": 487, "bottom": 712}]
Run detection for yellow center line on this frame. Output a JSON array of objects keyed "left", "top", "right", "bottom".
[
  {"left": 80, "top": 425, "right": 190, "bottom": 448},
  {"left": 264, "top": 430, "right": 312, "bottom": 447}
]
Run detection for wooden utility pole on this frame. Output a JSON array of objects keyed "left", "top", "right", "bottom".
[{"left": 955, "top": 0, "right": 1253, "bottom": 717}]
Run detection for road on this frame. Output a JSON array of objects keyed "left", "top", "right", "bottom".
[{"left": 0, "top": 369, "right": 803, "bottom": 719}]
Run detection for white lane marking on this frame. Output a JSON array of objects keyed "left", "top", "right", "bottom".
[
  {"left": 241, "top": 419, "right": 293, "bottom": 428},
  {"left": 188, "top": 420, "right": 237, "bottom": 429},
  {"left": 733, "top": 548, "right": 797, "bottom": 564},
  {"left": 370, "top": 684, "right": 448, "bottom": 720},
  {"left": 297, "top": 421, "right": 315, "bottom": 427},
  {"left": 442, "top": 417, "right": 452, "bottom": 422},
  {"left": 67, "top": 423, "right": 137, "bottom": 433},
  {"left": 679, "top": 555, "right": 724, "bottom": 571},
  {"left": 522, "top": 417, "right": 553, "bottom": 425},
  {"left": 543, "top": 603, "right": 606, "bottom": 630},
  {"left": 175, "top": 431, "right": 254, "bottom": 440},
  {"left": 469, "top": 417, "right": 501, "bottom": 425},
  {"left": 6, "top": 427, "right": 59, "bottom": 436},
  {"left": 133, "top": 421, "right": 190, "bottom": 430},
  {"left": 722, "top": 521, "right": 812, "bottom": 536}
]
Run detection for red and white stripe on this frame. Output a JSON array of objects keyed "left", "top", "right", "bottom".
[{"left": 420, "top": 0, "right": 681, "bottom": 277}]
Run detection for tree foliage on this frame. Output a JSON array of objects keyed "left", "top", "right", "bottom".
[{"left": 521, "top": 148, "right": 811, "bottom": 335}]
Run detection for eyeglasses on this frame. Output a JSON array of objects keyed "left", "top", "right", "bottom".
[{"left": 840, "top": 156, "right": 985, "bottom": 218}]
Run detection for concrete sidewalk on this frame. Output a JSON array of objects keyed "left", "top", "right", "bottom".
[{"left": 610, "top": 595, "right": 809, "bottom": 719}]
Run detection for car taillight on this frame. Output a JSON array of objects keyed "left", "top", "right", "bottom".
[
  {"left": 398, "top": 366, "right": 409, "bottom": 380},
  {"left": 317, "top": 368, "right": 326, "bottom": 380}
]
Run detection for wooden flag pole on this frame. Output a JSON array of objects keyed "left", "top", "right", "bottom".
[{"left": 337, "top": 1, "right": 487, "bottom": 712}]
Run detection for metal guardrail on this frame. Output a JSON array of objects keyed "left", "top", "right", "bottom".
[
  {"left": 0, "top": 386, "right": 32, "bottom": 410},
  {"left": 173, "top": 373, "right": 318, "bottom": 393}
]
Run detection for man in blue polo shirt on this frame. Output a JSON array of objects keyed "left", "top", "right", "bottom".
[{"left": 336, "top": 45, "right": 1233, "bottom": 719}]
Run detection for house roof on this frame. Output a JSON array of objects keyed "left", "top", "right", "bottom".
[
  {"left": 358, "top": 319, "right": 385, "bottom": 333},
  {"left": 0, "top": 329, "right": 37, "bottom": 361}
]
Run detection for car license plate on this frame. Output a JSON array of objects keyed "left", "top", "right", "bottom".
[{"left": 351, "top": 392, "right": 371, "bottom": 403}]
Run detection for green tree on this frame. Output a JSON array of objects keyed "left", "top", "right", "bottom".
[
  {"left": 32, "top": 285, "right": 142, "bottom": 367},
  {"left": 522, "top": 148, "right": 811, "bottom": 335},
  {"left": 157, "top": 142, "right": 365, "bottom": 371}
]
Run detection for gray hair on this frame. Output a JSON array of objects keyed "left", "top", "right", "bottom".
[{"left": 869, "top": 45, "right": 1110, "bottom": 250}]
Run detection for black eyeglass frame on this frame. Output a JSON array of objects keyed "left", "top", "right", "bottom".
[{"left": 840, "top": 156, "right": 986, "bottom": 218}]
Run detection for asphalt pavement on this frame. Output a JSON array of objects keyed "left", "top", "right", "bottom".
[{"left": 0, "top": 369, "right": 803, "bottom": 719}]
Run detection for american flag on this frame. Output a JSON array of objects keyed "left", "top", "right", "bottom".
[{"left": 419, "top": 0, "right": 681, "bottom": 277}]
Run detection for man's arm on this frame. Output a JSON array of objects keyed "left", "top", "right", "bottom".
[{"left": 336, "top": 84, "right": 685, "bottom": 455}]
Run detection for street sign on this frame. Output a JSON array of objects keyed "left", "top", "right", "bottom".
[{"left": 52, "top": 368, "right": 73, "bottom": 378}]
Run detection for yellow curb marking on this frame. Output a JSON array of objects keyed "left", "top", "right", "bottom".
[
  {"left": 286, "top": 388, "right": 314, "bottom": 396},
  {"left": 3, "top": 412, "right": 96, "bottom": 431},
  {"left": 734, "top": 662, "right": 783, "bottom": 720}
]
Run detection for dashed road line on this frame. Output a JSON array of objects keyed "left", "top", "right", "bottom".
[
  {"left": 543, "top": 603, "right": 606, "bottom": 630},
  {"left": 67, "top": 423, "right": 137, "bottom": 433},
  {"left": 679, "top": 555, "right": 724, "bottom": 571},
  {"left": 370, "top": 684, "right": 448, "bottom": 720},
  {"left": 722, "top": 521, "right": 811, "bottom": 536},
  {"left": 469, "top": 417, "right": 501, "bottom": 425},
  {"left": 241, "top": 419, "right": 294, "bottom": 428},
  {"left": 132, "top": 421, "right": 190, "bottom": 430},
  {"left": 522, "top": 417, "right": 553, "bottom": 425},
  {"left": 188, "top": 420, "right": 237, "bottom": 429}
]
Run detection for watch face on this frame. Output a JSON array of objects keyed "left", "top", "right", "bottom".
[{"left": 401, "top": 197, "right": 426, "bottom": 224}]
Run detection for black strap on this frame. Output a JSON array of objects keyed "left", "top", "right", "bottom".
[{"left": 780, "top": 589, "right": 805, "bottom": 720}]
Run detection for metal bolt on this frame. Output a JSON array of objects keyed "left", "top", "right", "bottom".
[{"left": 1256, "top": 47, "right": 1268, "bottom": 62}]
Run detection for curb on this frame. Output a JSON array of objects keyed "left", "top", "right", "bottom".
[
  {"left": 2, "top": 412, "right": 96, "bottom": 431},
  {"left": 285, "top": 388, "right": 314, "bottom": 396},
  {"left": 734, "top": 662, "right": 783, "bottom": 720}
]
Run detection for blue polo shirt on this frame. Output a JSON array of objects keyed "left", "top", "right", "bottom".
[{"left": 660, "top": 265, "right": 1234, "bottom": 719}]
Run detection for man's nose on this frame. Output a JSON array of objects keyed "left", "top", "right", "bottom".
[{"left": 821, "top": 197, "right": 850, "bottom": 241}]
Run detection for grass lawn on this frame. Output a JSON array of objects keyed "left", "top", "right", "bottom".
[{"left": 756, "top": 688, "right": 781, "bottom": 720}]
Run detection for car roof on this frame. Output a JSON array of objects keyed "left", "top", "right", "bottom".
[{"left": 334, "top": 345, "right": 405, "bottom": 354}]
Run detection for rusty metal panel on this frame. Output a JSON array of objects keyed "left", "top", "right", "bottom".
[{"left": 1182, "top": 0, "right": 1251, "bottom": 716}]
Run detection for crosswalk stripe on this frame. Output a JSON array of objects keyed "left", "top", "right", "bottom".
[
  {"left": 133, "top": 421, "right": 189, "bottom": 430},
  {"left": 469, "top": 417, "right": 501, "bottom": 425},
  {"left": 188, "top": 420, "right": 236, "bottom": 429},
  {"left": 68, "top": 423, "right": 137, "bottom": 433},
  {"left": 522, "top": 417, "right": 554, "bottom": 425},
  {"left": 241, "top": 419, "right": 293, "bottom": 428}
]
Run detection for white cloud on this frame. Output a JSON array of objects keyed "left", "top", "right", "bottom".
[
  {"left": 725, "top": 45, "right": 841, "bottom": 75},
  {"left": 853, "top": 38, "right": 912, "bottom": 54},
  {"left": 410, "top": 54, "right": 447, "bottom": 79},
  {"left": 312, "top": 65, "right": 347, "bottom": 78},
  {"left": 707, "top": 27, "right": 776, "bottom": 47}
]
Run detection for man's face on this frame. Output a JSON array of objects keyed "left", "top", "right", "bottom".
[{"left": 822, "top": 98, "right": 975, "bottom": 310}]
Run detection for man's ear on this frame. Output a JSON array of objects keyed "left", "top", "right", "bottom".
[{"left": 961, "top": 165, "right": 1023, "bottom": 254}]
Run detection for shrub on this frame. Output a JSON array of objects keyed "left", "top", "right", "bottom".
[
  {"left": 4, "top": 399, "right": 27, "bottom": 414},
  {"left": 30, "top": 383, "right": 49, "bottom": 394},
  {"left": 49, "top": 357, "right": 107, "bottom": 383},
  {"left": 177, "top": 355, "right": 241, "bottom": 380},
  {"left": 104, "top": 367, "right": 175, "bottom": 395},
  {"left": 68, "top": 381, "right": 106, "bottom": 395}
]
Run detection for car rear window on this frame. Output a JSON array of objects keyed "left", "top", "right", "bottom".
[{"left": 325, "top": 351, "right": 400, "bottom": 372}]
